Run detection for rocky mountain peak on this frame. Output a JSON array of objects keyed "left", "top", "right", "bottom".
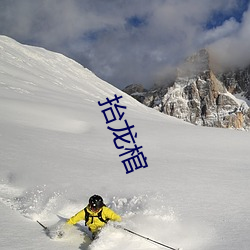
[
  {"left": 123, "top": 49, "right": 250, "bottom": 130},
  {"left": 177, "top": 48, "right": 210, "bottom": 78}
]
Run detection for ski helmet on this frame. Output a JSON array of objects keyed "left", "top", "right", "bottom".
[{"left": 89, "top": 195, "right": 104, "bottom": 210}]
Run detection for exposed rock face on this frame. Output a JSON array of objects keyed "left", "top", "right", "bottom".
[
  {"left": 123, "top": 49, "right": 250, "bottom": 130},
  {"left": 123, "top": 84, "right": 147, "bottom": 103},
  {"left": 217, "top": 66, "right": 250, "bottom": 99}
]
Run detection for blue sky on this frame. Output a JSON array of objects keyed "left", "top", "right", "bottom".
[
  {"left": 205, "top": 0, "right": 249, "bottom": 28},
  {"left": 0, "top": 0, "right": 249, "bottom": 89}
]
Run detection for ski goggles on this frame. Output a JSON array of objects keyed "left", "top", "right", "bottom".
[{"left": 89, "top": 205, "right": 101, "bottom": 212}]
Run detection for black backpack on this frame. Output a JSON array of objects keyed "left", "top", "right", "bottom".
[{"left": 84, "top": 206, "right": 109, "bottom": 226}]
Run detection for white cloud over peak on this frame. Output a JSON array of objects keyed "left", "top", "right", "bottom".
[
  {"left": 209, "top": 5, "right": 250, "bottom": 68},
  {"left": 0, "top": 0, "right": 249, "bottom": 88}
]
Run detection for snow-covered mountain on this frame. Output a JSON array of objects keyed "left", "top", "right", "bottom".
[
  {"left": 217, "top": 65, "right": 250, "bottom": 100},
  {"left": 124, "top": 49, "right": 250, "bottom": 130},
  {"left": 0, "top": 36, "right": 250, "bottom": 250}
]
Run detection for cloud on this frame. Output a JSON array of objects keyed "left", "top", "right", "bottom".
[
  {"left": 200, "top": 18, "right": 240, "bottom": 45},
  {"left": 209, "top": 3, "right": 250, "bottom": 69},
  {"left": 0, "top": 0, "right": 249, "bottom": 89}
]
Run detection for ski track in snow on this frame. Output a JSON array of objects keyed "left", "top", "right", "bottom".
[{"left": 0, "top": 99, "right": 91, "bottom": 134}]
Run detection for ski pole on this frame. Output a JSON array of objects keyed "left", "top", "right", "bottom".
[
  {"left": 37, "top": 220, "right": 48, "bottom": 231},
  {"left": 122, "top": 227, "right": 180, "bottom": 250}
]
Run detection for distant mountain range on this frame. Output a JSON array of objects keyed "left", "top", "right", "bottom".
[{"left": 123, "top": 49, "right": 250, "bottom": 130}]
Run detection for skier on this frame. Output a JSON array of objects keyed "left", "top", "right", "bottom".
[{"left": 66, "top": 194, "right": 121, "bottom": 239}]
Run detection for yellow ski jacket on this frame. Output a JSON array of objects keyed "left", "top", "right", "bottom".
[{"left": 67, "top": 206, "right": 121, "bottom": 233}]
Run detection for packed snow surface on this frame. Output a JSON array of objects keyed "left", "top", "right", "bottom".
[{"left": 0, "top": 36, "right": 250, "bottom": 250}]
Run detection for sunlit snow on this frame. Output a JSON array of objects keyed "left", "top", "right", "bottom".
[{"left": 0, "top": 36, "right": 249, "bottom": 250}]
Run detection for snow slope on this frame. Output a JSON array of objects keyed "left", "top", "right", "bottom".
[{"left": 0, "top": 36, "right": 250, "bottom": 250}]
